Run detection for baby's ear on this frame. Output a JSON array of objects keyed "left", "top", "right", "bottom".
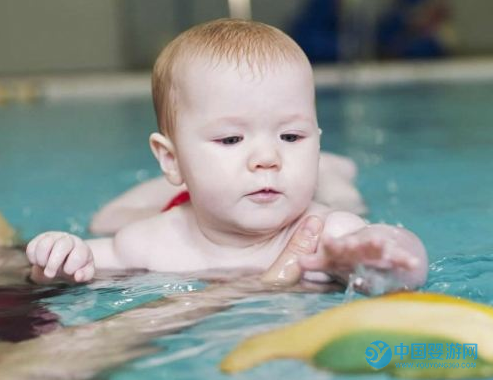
[{"left": 149, "top": 133, "right": 183, "bottom": 186}]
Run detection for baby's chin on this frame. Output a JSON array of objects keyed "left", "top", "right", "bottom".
[{"left": 225, "top": 209, "right": 302, "bottom": 236}]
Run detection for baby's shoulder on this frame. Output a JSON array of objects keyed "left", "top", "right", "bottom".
[
  {"left": 113, "top": 206, "right": 191, "bottom": 268},
  {"left": 120, "top": 205, "right": 187, "bottom": 236}
]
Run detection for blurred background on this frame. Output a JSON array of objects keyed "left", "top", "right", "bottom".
[
  {"left": 1, "top": 0, "right": 493, "bottom": 242},
  {"left": 1, "top": 0, "right": 493, "bottom": 77}
]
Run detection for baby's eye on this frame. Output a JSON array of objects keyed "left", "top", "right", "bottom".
[
  {"left": 280, "top": 134, "right": 302, "bottom": 142},
  {"left": 216, "top": 136, "right": 243, "bottom": 145}
]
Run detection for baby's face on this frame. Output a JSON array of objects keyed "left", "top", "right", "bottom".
[{"left": 173, "top": 57, "right": 320, "bottom": 235}]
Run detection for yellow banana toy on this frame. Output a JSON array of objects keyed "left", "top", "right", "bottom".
[{"left": 221, "top": 292, "right": 493, "bottom": 378}]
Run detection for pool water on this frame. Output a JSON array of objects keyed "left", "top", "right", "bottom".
[{"left": 1, "top": 80, "right": 493, "bottom": 379}]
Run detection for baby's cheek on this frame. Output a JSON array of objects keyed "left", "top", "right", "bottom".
[
  {"left": 196, "top": 188, "right": 229, "bottom": 209},
  {"left": 294, "top": 171, "right": 318, "bottom": 205}
]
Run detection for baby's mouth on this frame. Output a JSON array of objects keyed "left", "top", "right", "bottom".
[{"left": 246, "top": 188, "right": 282, "bottom": 203}]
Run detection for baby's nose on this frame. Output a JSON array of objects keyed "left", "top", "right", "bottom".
[{"left": 247, "top": 145, "right": 282, "bottom": 171}]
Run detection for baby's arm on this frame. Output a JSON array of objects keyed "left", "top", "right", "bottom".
[
  {"left": 299, "top": 212, "right": 428, "bottom": 292},
  {"left": 26, "top": 233, "right": 124, "bottom": 283}
]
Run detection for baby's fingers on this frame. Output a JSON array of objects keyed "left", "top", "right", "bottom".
[
  {"left": 360, "top": 241, "right": 415, "bottom": 271},
  {"left": 383, "top": 247, "right": 419, "bottom": 270},
  {"left": 73, "top": 262, "right": 95, "bottom": 283},
  {"left": 44, "top": 234, "right": 74, "bottom": 278},
  {"left": 62, "top": 238, "right": 91, "bottom": 275},
  {"left": 321, "top": 236, "right": 345, "bottom": 257},
  {"left": 300, "top": 236, "right": 350, "bottom": 271},
  {"left": 322, "top": 235, "right": 363, "bottom": 264},
  {"left": 30, "top": 233, "right": 57, "bottom": 267},
  {"left": 357, "top": 238, "right": 386, "bottom": 262},
  {"left": 26, "top": 233, "right": 49, "bottom": 265}
]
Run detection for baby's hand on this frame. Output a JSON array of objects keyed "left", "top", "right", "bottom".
[
  {"left": 26, "top": 232, "right": 95, "bottom": 283},
  {"left": 299, "top": 226, "right": 420, "bottom": 285}
]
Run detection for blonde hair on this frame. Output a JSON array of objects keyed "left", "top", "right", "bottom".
[{"left": 151, "top": 18, "right": 309, "bottom": 141}]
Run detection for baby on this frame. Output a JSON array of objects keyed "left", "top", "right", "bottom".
[
  {"left": 25, "top": 19, "right": 428, "bottom": 290},
  {"left": 88, "top": 151, "right": 366, "bottom": 236}
]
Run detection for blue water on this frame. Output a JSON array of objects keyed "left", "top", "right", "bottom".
[{"left": 1, "top": 81, "right": 493, "bottom": 379}]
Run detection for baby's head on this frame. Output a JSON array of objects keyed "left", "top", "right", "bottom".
[{"left": 150, "top": 19, "right": 320, "bottom": 237}]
